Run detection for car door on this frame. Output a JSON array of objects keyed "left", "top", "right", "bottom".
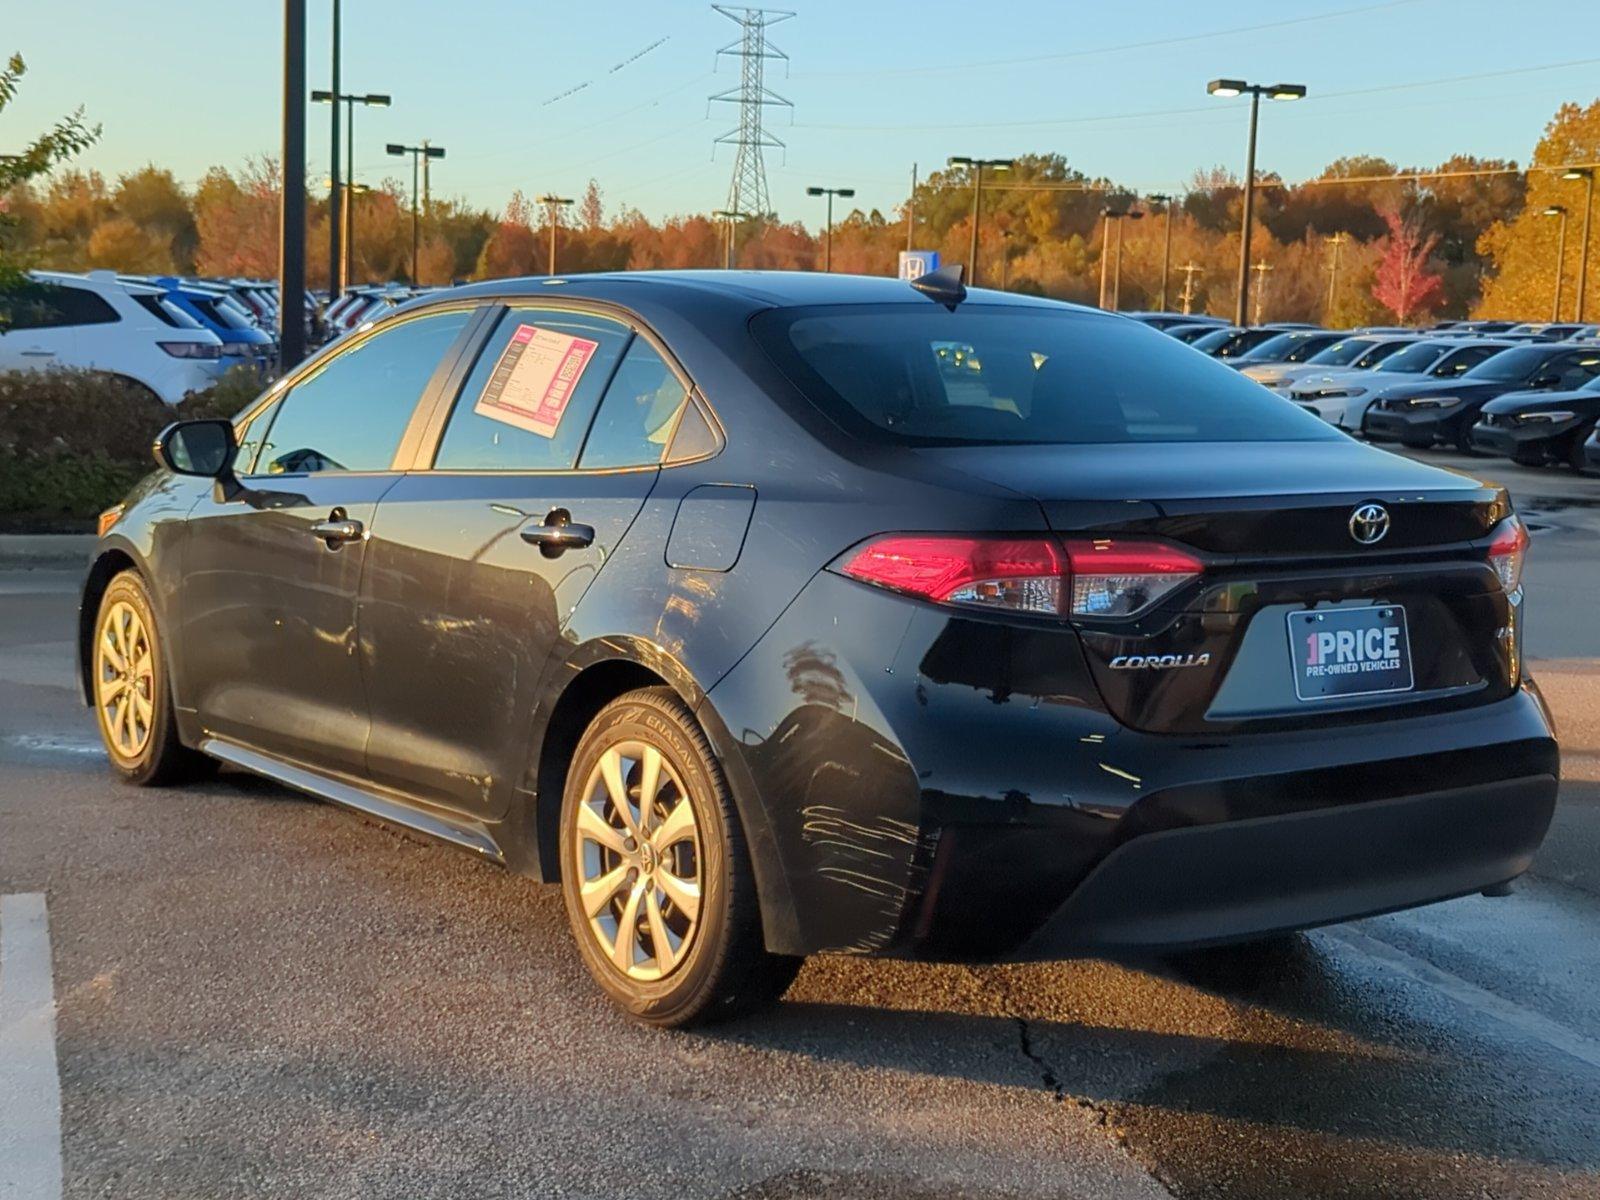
[
  {"left": 357, "top": 304, "right": 698, "bottom": 819},
  {"left": 176, "top": 306, "right": 475, "bottom": 775},
  {"left": 0, "top": 283, "right": 110, "bottom": 371}
]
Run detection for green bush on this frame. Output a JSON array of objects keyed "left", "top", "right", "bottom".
[{"left": 0, "top": 365, "right": 266, "bottom": 529}]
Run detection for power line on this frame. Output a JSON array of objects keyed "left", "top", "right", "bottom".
[
  {"left": 792, "top": 0, "right": 1419, "bottom": 80},
  {"left": 794, "top": 55, "right": 1600, "bottom": 134}
]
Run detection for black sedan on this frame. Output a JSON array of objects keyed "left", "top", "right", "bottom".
[
  {"left": 1364, "top": 342, "right": 1600, "bottom": 451},
  {"left": 1471, "top": 376, "right": 1600, "bottom": 470},
  {"left": 79, "top": 270, "right": 1557, "bottom": 1027}
]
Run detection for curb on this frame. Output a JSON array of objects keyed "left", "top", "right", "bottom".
[{"left": 0, "top": 535, "right": 96, "bottom": 567}]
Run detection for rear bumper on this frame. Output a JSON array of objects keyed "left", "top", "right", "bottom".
[{"left": 1014, "top": 773, "right": 1556, "bottom": 956}]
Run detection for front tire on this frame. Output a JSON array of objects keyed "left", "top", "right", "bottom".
[
  {"left": 92, "top": 571, "right": 212, "bottom": 787},
  {"left": 558, "top": 687, "right": 800, "bottom": 1027}
]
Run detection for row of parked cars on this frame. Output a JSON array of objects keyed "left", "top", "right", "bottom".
[
  {"left": 0, "top": 270, "right": 434, "bottom": 404},
  {"left": 0, "top": 270, "right": 302, "bottom": 403},
  {"left": 1129, "top": 312, "right": 1600, "bottom": 475}
]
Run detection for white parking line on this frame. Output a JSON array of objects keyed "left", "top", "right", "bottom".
[
  {"left": 0, "top": 893, "right": 64, "bottom": 1200},
  {"left": 1328, "top": 927, "right": 1600, "bottom": 1071}
]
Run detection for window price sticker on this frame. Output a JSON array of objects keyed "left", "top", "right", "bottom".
[{"left": 473, "top": 324, "right": 599, "bottom": 438}]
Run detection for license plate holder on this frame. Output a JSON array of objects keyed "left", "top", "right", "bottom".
[{"left": 1287, "top": 606, "right": 1414, "bottom": 702}]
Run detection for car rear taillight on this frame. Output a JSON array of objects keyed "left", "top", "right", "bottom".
[
  {"left": 837, "top": 535, "right": 1202, "bottom": 619},
  {"left": 159, "top": 341, "right": 222, "bottom": 359},
  {"left": 1487, "top": 516, "right": 1529, "bottom": 592}
]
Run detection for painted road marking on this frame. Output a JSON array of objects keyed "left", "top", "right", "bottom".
[
  {"left": 1329, "top": 927, "right": 1600, "bottom": 1072},
  {"left": 0, "top": 893, "right": 64, "bottom": 1200}
]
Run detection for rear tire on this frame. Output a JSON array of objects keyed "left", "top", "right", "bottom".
[
  {"left": 558, "top": 687, "right": 801, "bottom": 1027},
  {"left": 92, "top": 571, "right": 214, "bottom": 787}
]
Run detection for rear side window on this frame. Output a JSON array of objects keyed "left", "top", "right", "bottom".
[
  {"left": 0, "top": 283, "right": 119, "bottom": 330},
  {"left": 753, "top": 305, "right": 1340, "bottom": 446},
  {"left": 432, "top": 308, "right": 631, "bottom": 471},
  {"left": 578, "top": 339, "right": 691, "bottom": 469},
  {"left": 256, "top": 308, "right": 469, "bottom": 475},
  {"left": 1432, "top": 346, "right": 1497, "bottom": 376}
]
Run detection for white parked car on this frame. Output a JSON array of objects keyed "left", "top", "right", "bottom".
[
  {"left": 1242, "top": 333, "right": 1422, "bottom": 392},
  {"left": 0, "top": 270, "right": 228, "bottom": 403},
  {"left": 1289, "top": 339, "right": 1516, "bottom": 431}
]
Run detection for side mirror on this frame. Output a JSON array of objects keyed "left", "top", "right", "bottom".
[
  {"left": 153, "top": 419, "right": 237, "bottom": 478},
  {"left": 1530, "top": 373, "right": 1563, "bottom": 389}
]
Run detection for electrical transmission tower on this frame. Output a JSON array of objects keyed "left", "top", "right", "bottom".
[{"left": 709, "top": 6, "right": 794, "bottom": 220}]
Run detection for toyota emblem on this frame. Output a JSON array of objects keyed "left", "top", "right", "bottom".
[{"left": 1348, "top": 503, "right": 1390, "bottom": 545}]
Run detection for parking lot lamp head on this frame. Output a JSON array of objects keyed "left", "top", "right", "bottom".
[{"left": 1207, "top": 79, "right": 1246, "bottom": 98}]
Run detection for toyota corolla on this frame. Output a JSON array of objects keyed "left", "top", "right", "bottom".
[{"left": 80, "top": 270, "right": 1558, "bottom": 1027}]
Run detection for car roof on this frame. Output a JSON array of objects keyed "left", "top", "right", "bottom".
[{"left": 420, "top": 269, "right": 1085, "bottom": 314}]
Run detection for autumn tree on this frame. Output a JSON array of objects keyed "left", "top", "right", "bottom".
[
  {"left": 475, "top": 190, "right": 538, "bottom": 279},
  {"left": 1371, "top": 207, "right": 1444, "bottom": 324},
  {"left": 1476, "top": 100, "right": 1600, "bottom": 320},
  {"left": 0, "top": 52, "right": 99, "bottom": 287}
]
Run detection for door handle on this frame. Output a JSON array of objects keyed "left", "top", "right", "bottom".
[
  {"left": 520, "top": 509, "right": 595, "bottom": 557},
  {"left": 309, "top": 511, "right": 363, "bottom": 547}
]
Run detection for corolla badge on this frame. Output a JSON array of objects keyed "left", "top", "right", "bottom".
[
  {"left": 1348, "top": 503, "right": 1390, "bottom": 545},
  {"left": 1108, "top": 653, "right": 1211, "bottom": 670}
]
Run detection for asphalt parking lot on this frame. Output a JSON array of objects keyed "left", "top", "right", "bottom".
[{"left": 2, "top": 449, "right": 1597, "bottom": 1200}]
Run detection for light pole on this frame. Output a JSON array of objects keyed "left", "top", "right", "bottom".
[
  {"left": 1562, "top": 167, "right": 1595, "bottom": 321},
  {"left": 1326, "top": 231, "right": 1348, "bottom": 319},
  {"left": 326, "top": 0, "right": 340, "bottom": 299},
  {"left": 388, "top": 141, "right": 446, "bottom": 284},
  {"left": 343, "top": 182, "right": 372, "bottom": 284},
  {"left": 311, "top": 88, "right": 390, "bottom": 291},
  {"left": 1112, "top": 209, "right": 1143, "bottom": 311},
  {"left": 947, "top": 156, "right": 1014, "bottom": 286},
  {"left": 999, "top": 230, "right": 1013, "bottom": 291},
  {"left": 805, "top": 185, "right": 854, "bottom": 272},
  {"left": 279, "top": 0, "right": 307, "bottom": 370},
  {"left": 537, "top": 194, "right": 574, "bottom": 274},
  {"left": 712, "top": 209, "right": 744, "bottom": 269},
  {"left": 1543, "top": 205, "right": 1569, "bottom": 322},
  {"left": 1148, "top": 193, "right": 1174, "bottom": 311},
  {"left": 1207, "top": 78, "right": 1306, "bottom": 327}
]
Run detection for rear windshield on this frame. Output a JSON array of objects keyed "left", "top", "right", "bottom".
[{"left": 752, "top": 304, "right": 1341, "bottom": 446}]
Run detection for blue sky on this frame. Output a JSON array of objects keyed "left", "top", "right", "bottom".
[{"left": 4, "top": 0, "right": 1596, "bottom": 226}]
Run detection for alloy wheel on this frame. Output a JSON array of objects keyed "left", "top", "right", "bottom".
[
  {"left": 573, "top": 741, "right": 703, "bottom": 981},
  {"left": 95, "top": 599, "right": 155, "bottom": 760}
]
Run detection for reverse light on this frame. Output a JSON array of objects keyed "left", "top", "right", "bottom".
[
  {"left": 159, "top": 341, "right": 223, "bottom": 359},
  {"left": 837, "top": 535, "right": 1202, "bottom": 619},
  {"left": 1487, "top": 516, "right": 1529, "bottom": 593}
]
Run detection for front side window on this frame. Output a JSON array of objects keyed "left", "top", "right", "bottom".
[
  {"left": 432, "top": 308, "right": 632, "bottom": 471},
  {"left": 1431, "top": 345, "right": 1498, "bottom": 377},
  {"left": 1306, "top": 338, "right": 1377, "bottom": 368},
  {"left": 578, "top": 339, "right": 691, "bottom": 469},
  {"left": 1351, "top": 341, "right": 1410, "bottom": 369},
  {"left": 256, "top": 308, "right": 469, "bottom": 475},
  {"left": 1550, "top": 351, "right": 1600, "bottom": 389},
  {"left": 754, "top": 304, "right": 1340, "bottom": 446}
]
